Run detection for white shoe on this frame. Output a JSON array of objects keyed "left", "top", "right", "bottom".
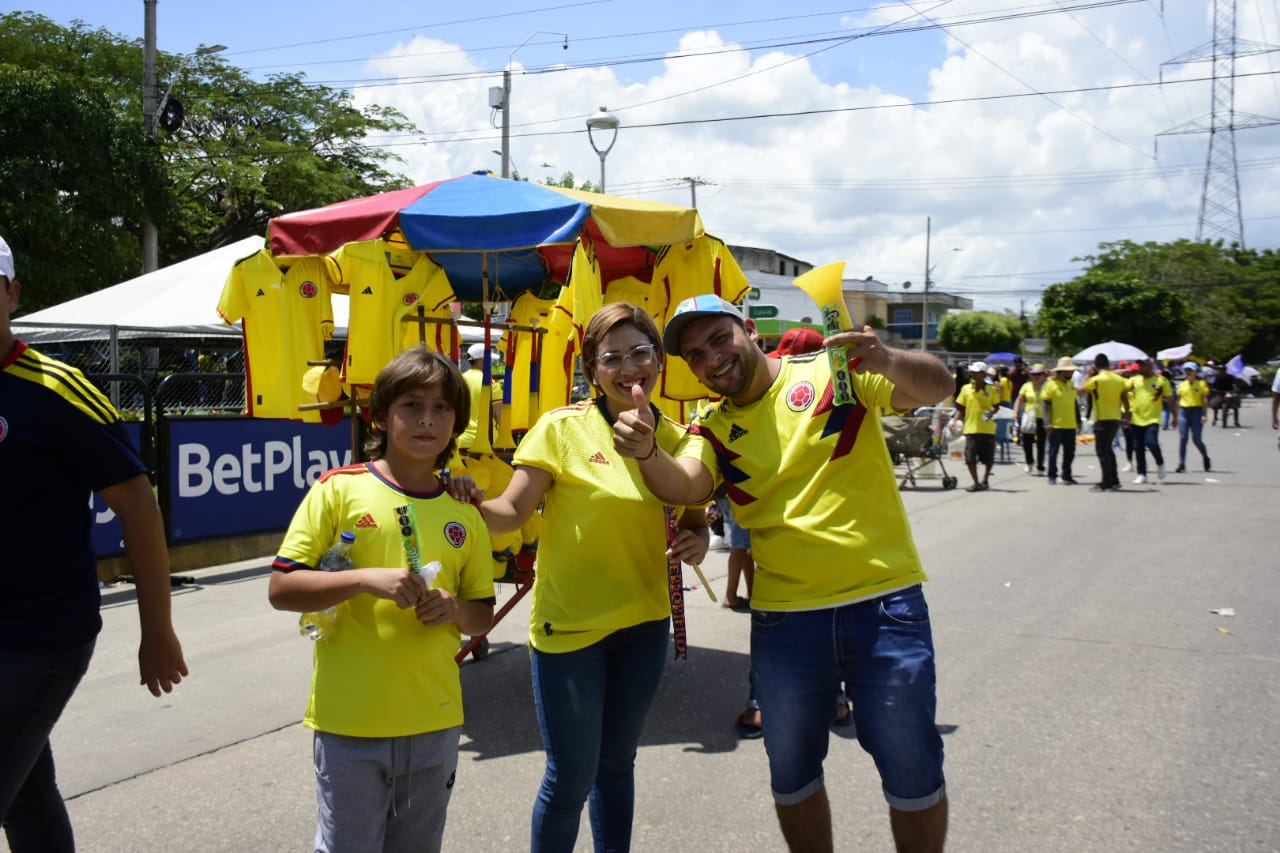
[
  {"left": 1023, "top": 464, "right": 1032, "bottom": 473},
  {"left": 1133, "top": 475, "right": 1147, "bottom": 484},
  {"left": 1121, "top": 463, "right": 1132, "bottom": 473},
  {"left": 708, "top": 534, "right": 729, "bottom": 551},
  {"left": 1157, "top": 464, "right": 1166, "bottom": 480}
]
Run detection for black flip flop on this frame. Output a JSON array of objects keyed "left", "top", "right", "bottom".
[{"left": 735, "top": 711, "right": 763, "bottom": 740}]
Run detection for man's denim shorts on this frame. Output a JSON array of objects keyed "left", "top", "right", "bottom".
[{"left": 750, "top": 585, "right": 945, "bottom": 810}]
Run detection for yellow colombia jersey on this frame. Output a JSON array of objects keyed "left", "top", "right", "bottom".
[
  {"left": 1083, "top": 370, "right": 1128, "bottom": 421},
  {"left": 999, "top": 375, "right": 1013, "bottom": 403},
  {"left": 1017, "top": 381, "right": 1042, "bottom": 414},
  {"left": 218, "top": 251, "right": 337, "bottom": 421},
  {"left": 334, "top": 239, "right": 456, "bottom": 385},
  {"left": 678, "top": 354, "right": 926, "bottom": 612},
  {"left": 514, "top": 399, "right": 687, "bottom": 654},
  {"left": 1127, "top": 374, "right": 1171, "bottom": 426},
  {"left": 1040, "top": 377, "right": 1079, "bottom": 429},
  {"left": 1177, "top": 377, "right": 1210, "bottom": 408},
  {"left": 955, "top": 382, "right": 1000, "bottom": 435},
  {"left": 274, "top": 463, "right": 494, "bottom": 738}
]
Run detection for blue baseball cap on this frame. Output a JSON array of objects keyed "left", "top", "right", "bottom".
[{"left": 662, "top": 295, "right": 745, "bottom": 358}]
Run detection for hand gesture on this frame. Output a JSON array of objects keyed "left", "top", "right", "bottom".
[
  {"left": 414, "top": 588, "right": 461, "bottom": 627},
  {"left": 614, "top": 384, "right": 657, "bottom": 459},
  {"left": 139, "top": 627, "right": 188, "bottom": 697},
  {"left": 825, "top": 325, "right": 885, "bottom": 374},
  {"left": 359, "top": 569, "right": 426, "bottom": 609},
  {"left": 668, "top": 528, "right": 709, "bottom": 568},
  {"left": 444, "top": 473, "right": 484, "bottom": 505}
]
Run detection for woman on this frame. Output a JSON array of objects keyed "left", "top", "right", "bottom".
[
  {"left": 479, "top": 303, "right": 709, "bottom": 853},
  {"left": 1011, "top": 362, "right": 1047, "bottom": 474},
  {"left": 1175, "top": 361, "right": 1211, "bottom": 472}
]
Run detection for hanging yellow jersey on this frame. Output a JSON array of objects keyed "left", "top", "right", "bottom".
[
  {"left": 333, "top": 239, "right": 455, "bottom": 385},
  {"left": 217, "top": 250, "right": 337, "bottom": 421},
  {"left": 504, "top": 291, "right": 555, "bottom": 434}
]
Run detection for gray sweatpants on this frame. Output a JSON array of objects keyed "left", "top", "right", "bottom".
[{"left": 313, "top": 727, "right": 460, "bottom": 853}]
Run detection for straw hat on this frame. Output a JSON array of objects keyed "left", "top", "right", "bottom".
[{"left": 1051, "top": 356, "right": 1075, "bottom": 373}]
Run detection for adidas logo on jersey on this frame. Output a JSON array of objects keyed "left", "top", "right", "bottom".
[
  {"left": 588, "top": 451, "right": 609, "bottom": 465},
  {"left": 361, "top": 286, "right": 373, "bottom": 295},
  {"left": 355, "top": 513, "right": 378, "bottom": 529},
  {"left": 729, "top": 424, "right": 748, "bottom": 442},
  {"left": 255, "top": 288, "right": 265, "bottom": 296}
]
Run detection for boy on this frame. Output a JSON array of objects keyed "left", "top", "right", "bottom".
[{"left": 268, "top": 348, "right": 495, "bottom": 853}]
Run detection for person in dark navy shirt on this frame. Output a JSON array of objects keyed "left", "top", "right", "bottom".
[{"left": 0, "top": 236, "right": 188, "bottom": 851}]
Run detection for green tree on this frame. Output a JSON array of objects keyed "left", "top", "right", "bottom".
[
  {"left": 937, "top": 310, "right": 1022, "bottom": 353},
  {"left": 1036, "top": 271, "right": 1191, "bottom": 355},
  {"left": 0, "top": 12, "right": 416, "bottom": 310},
  {"left": 1051, "top": 239, "right": 1280, "bottom": 362}
]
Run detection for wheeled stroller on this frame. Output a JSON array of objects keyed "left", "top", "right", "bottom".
[{"left": 881, "top": 407, "right": 959, "bottom": 490}]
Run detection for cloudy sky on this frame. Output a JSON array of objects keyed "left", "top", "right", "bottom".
[{"left": 15, "top": 0, "right": 1280, "bottom": 313}]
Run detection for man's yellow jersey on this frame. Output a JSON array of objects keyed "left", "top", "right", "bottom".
[
  {"left": 1083, "top": 371, "right": 1128, "bottom": 421},
  {"left": 679, "top": 354, "right": 926, "bottom": 612}
]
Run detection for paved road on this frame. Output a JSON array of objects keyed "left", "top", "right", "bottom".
[{"left": 9, "top": 400, "right": 1279, "bottom": 852}]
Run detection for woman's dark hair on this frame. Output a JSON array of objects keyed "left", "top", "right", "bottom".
[{"left": 363, "top": 348, "right": 470, "bottom": 468}]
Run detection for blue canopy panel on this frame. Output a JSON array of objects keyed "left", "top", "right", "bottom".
[{"left": 427, "top": 249, "right": 551, "bottom": 301}]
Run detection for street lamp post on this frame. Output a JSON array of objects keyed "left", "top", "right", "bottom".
[
  {"left": 141, "top": 4, "right": 225, "bottom": 272},
  {"left": 921, "top": 216, "right": 932, "bottom": 351},
  {"left": 496, "top": 31, "right": 568, "bottom": 180},
  {"left": 586, "top": 107, "right": 620, "bottom": 193}
]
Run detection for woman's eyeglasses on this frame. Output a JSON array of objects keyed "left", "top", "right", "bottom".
[{"left": 595, "top": 344, "right": 657, "bottom": 372}]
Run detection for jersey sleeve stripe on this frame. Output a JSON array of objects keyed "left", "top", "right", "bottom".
[{"left": 12, "top": 352, "right": 120, "bottom": 424}]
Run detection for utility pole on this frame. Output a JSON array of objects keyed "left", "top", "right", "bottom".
[
  {"left": 680, "top": 176, "right": 709, "bottom": 208},
  {"left": 920, "top": 216, "right": 931, "bottom": 352},
  {"left": 142, "top": 0, "right": 158, "bottom": 272},
  {"left": 495, "top": 31, "right": 568, "bottom": 181}
]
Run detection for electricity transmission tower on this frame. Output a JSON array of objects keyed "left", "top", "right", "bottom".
[{"left": 1158, "top": 0, "right": 1279, "bottom": 247}]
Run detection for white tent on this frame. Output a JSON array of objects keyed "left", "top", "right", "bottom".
[
  {"left": 13, "top": 237, "right": 293, "bottom": 342},
  {"left": 11, "top": 236, "right": 496, "bottom": 346}
]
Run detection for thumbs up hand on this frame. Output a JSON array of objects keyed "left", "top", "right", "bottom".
[{"left": 614, "top": 383, "right": 658, "bottom": 459}]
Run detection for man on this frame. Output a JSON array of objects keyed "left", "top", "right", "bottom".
[
  {"left": 953, "top": 361, "right": 1001, "bottom": 491},
  {"left": 0, "top": 236, "right": 188, "bottom": 850},
  {"left": 1041, "top": 357, "right": 1081, "bottom": 485},
  {"left": 1209, "top": 364, "right": 1240, "bottom": 428},
  {"left": 1125, "top": 358, "right": 1173, "bottom": 484},
  {"left": 614, "top": 295, "right": 953, "bottom": 853},
  {"left": 1080, "top": 354, "right": 1128, "bottom": 491}
]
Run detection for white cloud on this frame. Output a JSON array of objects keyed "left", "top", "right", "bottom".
[{"left": 351, "top": 2, "right": 1280, "bottom": 314}]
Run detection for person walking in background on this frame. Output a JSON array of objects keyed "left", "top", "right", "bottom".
[
  {"left": 0, "top": 236, "right": 188, "bottom": 852},
  {"left": 1013, "top": 363, "right": 1048, "bottom": 474},
  {"left": 1081, "top": 354, "right": 1128, "bottom": 492},
  {"left": 1175, "top": 362, "right": 1211, "bottom": 473},
  {"left": 1125, "top": 358, "right": 1173, "bottom": 485},
  {"left": 615, "top": 295, "right": 954, "bottom": 853},
  {"left": 477, "top": 303, "right": 709, "bottom": 853},
  {"left": 1041, "top": 357, "right": 1081, "bottom": 485},
  {"left": 953, "top": 361, "right": 1001, "bottom": 491},
  {"left": 269, "top": 349, "right": 496, "bottom": 853}
]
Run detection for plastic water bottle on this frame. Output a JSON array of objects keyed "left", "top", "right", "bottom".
[{"left": 299, "top": 531, "right": 356, "bottom": 641}]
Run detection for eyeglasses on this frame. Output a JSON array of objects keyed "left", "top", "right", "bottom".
[{"left": 595, "top": 344, "right": 658, "bottom": 372}]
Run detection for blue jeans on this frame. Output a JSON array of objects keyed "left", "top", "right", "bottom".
[
  {"left": 751, "top": 586, "right": 945, "bottom": 810},
  {"left": 1047, "top": 428, "right": 1076, "bottom": 480},
  {"left": 530, "top": 618, "right": 669, "bottom": 853},
  {"left": 1134, "top": 423, "right": 1164, "bottom": 475},
  {"left": 0, "top": 640, "right": 96, "bottom": 853},
  {"left": 1178, "top": 408, "right": 1208, "bottom": 466}
]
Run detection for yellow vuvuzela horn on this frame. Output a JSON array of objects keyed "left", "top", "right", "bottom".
[{"left": 793, "top": 262, "right": 859, "bottom": 405}]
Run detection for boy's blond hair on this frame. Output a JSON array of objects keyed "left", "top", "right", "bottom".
[{"left": 364, "top": 348, "right": 470, "bottom": 468}]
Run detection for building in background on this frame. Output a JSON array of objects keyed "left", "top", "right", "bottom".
[{"left": 728, "top": 245, "right": 972, "bottom": 352}]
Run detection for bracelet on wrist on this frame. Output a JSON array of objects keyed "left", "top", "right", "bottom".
[{"left": 640, "top": 439, "right": 659, "bottom": 461}]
